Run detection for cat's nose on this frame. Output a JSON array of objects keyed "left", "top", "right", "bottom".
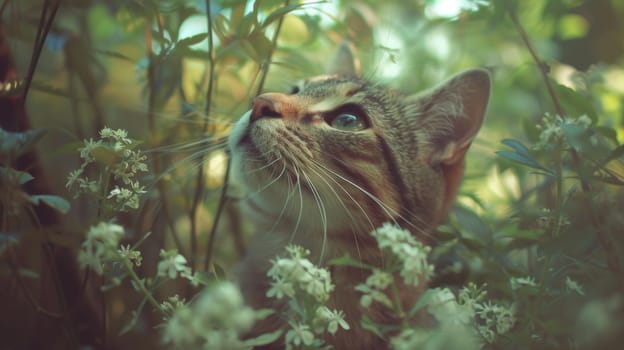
[{"left": 249, "top": 93, "right": 297, "bottom": 123}]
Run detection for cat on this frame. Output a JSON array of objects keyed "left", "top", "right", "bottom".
[{"left": 228, "top": 42, "right": 490, "bottom": 349}]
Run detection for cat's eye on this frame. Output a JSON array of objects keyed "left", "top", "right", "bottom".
[
  {"left": 329, "top": 113, "right": 366, "bottom": 131},
  {"left": 289, "top": 85, "right": 300, "bottom": 94}
]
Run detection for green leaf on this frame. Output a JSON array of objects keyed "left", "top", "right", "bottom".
[
  {"left": 561, "top": 123, "right": 593, "bottom": 152},
  {"left": 552, "top": 82, "right": 598, "bottom": 121},
  {"left": 119, "top": 299, "right": 147, "bottom": 335},
  {"left": 0, "top": 128, "right": 46, "bottom": 158},
  {"left": 602, "top": 144, "right": 624, "bottom": 165},
  {"left": 29, "top": 195, "right": 70, "bottom": 214},
  {"left": 0, "top": 166, "right": 34, "bottom": 185},
  {"left": 452, "top": 205, "right": 491, "bottom": 246},
  {"left": 262, "top": 4, "right": 303, "bottom": 29},
  {"left": 18, "top": 268, "right": 39, "bottom": 279},
  {"left": 90, "top": 145, "right": 119, "bottom": 165},
  {"left": 241, "top": 329, "right": 282, "bottom": 348},
  {"left": 328, "top": 254, "right": 374, "bottom": 270},
  {"left": 360, "top": 315, "right": 386, "bottom": 338},
  {"left": 176, "top": 33, "right": 209, "bottom": 49},
  {"left": 94, "top": 49, "right": 135, "bottom": 62},
  {"left": 595, "top": 126, "right": 618, "bottom": 144},
  {"left": 407, "top": 288, "right": 438, "bottom": 318},
  {"left": 0, "top": 232, "right": 19, "bottom": 246},
  {"left": 496, "top": 139, "right": 551, "bottom": 173}
]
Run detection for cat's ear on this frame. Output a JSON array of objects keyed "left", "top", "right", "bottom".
[
  {"left": 407, "top": 68, "right": 490, "bottom": 166},
  {"left": 327, "top": 41, "right": 361, "bottom": 77}
]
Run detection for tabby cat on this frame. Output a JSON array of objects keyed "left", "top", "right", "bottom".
[{"left": 228, "top": 43, "right": 490, "bottom": 349}]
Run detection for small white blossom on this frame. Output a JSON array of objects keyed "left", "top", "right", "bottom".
[
  {"left": 427, "top": 288, "right": 475, "bottom": 326},
  {"left": 370, "top": 223, "right": 434, "bottom": 287},
  {"left": 162, "top": 282, "right": 257, "bottom": 350},
  {"left": 510, "top": 276, "right": 538, "bottom": 290},
  {"left": 118, "top": 245, "right": 142, "bottom": 267},
  {"left": 285, "top": 322, "right": 315, "bottom": 348},
  {"left": 77, "top": 222, "right": 125, "bottom": 274},
  {"left": 565, "top": 276, "right": 585, "bottom": 296},
  {"left": 157, "top": 249, "right": 191, "bottom": 279},
  {"left": 313, "top": 306, "right": 349, "bottom": 335},
  {"left": 534, "top": 113, "right": 594, "bottom": 150},
  {"left": 266, "top": 277, "right": 295, "bottom": 299},
  {"left": 160, "top": 294, "right": 186, "bottom": 318},
  {"left": 366, "top": 269, "right": 393, "bottom": 290},
  {"left": 474, "top": 301, "right": 516, "bottom": 343}
]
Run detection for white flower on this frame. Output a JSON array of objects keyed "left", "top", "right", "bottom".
[
  {"left": 266, "top": 277, "right": 295, "bottom": 299},
  {"left": 267, "top": 245, "right": 334, "bottom": 302},
  {"left": 400, "top": 244, "right": 434, "bottom": 286},
  {"left": 366, "top": 269, "right": 393, "bottom": 290},
  {"left": 474, "top": 301, "right": 516, "bottom": 342},
  {"left": 285, "top": 322, "right": 315, "bottom": 347},
  {"left": 118, "top": 245, "right": 142, "bottom": 267},
  {"left": 162, "top": 282, "right": 256, "bottom": 350},
  {"left": 370, "top": 223, "right": 434, "bottom": 287},
  {"left": 427, "top": 288, "right": 474, "bottom": 326},
  {"left": 510, "top": 276, "right": 537, "bottom": 290},
  {"left": 313, "top": 306, "right": 349, "bottom": 334},
  {"left": 77, "top": 222, "right": 125, "bottom": 274},
  {"left": 565, "top": 276, "right": 585, "bottom": 296},
  {"left": 157, "top": 249, "right": 191, "bottom": 279}
]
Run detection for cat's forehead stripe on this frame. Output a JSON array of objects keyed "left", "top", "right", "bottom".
[{"left": 306, "top": 81, "right": 363, "bottom": 112}]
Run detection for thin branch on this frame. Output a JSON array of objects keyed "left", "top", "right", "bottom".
[
  {"left": 188, "top": 0, "right": 217, "bottom": 272},
  {"left": 508, "top": 10, "right": 566, "bottom": 119},
  {"left": 254, "top": 0, "right": 291, "bottom": 97},
  {"left": 203, "top": 156, "right": 231, "bottom": 272},
  {"left": 21, "top": 0, "right": 61, "bottom": 107}
]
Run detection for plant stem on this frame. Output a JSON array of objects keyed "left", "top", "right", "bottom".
[
  {"left": 390, "top": 280, "right": 405, "bottom": 322},
  {"left": 122, "top": 258, "right": 169, "bottom": 318},
  {"left": 204, "top": 156, "right": 231, "bottom": 272},
  {"left": 254, "top": 0, "right": 291, "bottom": 97},
  {"left": 21, "top": 0, "right": 61, "bottom": 107},
  {"left": 508, "top": 10, "right": 566, "bottom": 119},
  {"left": 188, "top": 0, "right": 217, "bottom": 274}
]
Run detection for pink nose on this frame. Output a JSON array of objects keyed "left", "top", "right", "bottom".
[
  {"left": 249, "top": 93, "right": 299, "bottom": 123},
  {"left": 250, "top": 95, "right": 281, "bottom": 123}
]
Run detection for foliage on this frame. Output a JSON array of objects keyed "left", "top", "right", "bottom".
[{"left": 1, "top": 0, "right": 624, "bottom": 349}]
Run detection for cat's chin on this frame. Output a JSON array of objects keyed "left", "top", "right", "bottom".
[{"left": 227, "top": 110, "right": 252, "bottom": 149}]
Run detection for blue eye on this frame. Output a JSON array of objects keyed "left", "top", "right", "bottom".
[{"left": 330, "top": 113, "right": 366, "bottom": 131}]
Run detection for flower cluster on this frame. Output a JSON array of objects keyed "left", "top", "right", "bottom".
[
  {"left": 424, "top": 283, "right": 516, "bottom": 345},
  {"left": 78, "top": 221, "right": 126, "bottom": 274},
  {"left": 267, "top": 245, "right": 334, "bottom": 303},
  {"left": 266, "top": 245, "right": 349, "bottom": 349},
  {"left": 534, "top": 113, "right": 593, "bottom": 150},
  {"left": 371, "top": 223, "right": 434, "bottom": 287},
  {"left": 162, "top": 282, "right": 257, "bottom": 350},
  {"left": 66, "top": 127, "right": 148, "bottom": 213}
]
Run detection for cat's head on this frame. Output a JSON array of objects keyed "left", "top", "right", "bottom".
[{"left": 228, "top": 43, "right": 490, "bottom": 238}]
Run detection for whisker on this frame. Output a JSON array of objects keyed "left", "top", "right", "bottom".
[{"left": 301, "top": 169, "right": 328, "bottom": 262}]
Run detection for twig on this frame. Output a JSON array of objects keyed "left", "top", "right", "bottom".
[
  {"left": 254, "top": 0, "right": 291, "bottom": 97},
  {"left": 203, "top": 156, "right": 231, "bottom": 272},
  {"left": 508, "top": 10, "right": 566, "bottom": 119},
  {"left": 21, "top": 0, "right": 61, "bottom": 107},
  {"left": 188, "top": 0, "right": 217, "bottom": 273}
]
